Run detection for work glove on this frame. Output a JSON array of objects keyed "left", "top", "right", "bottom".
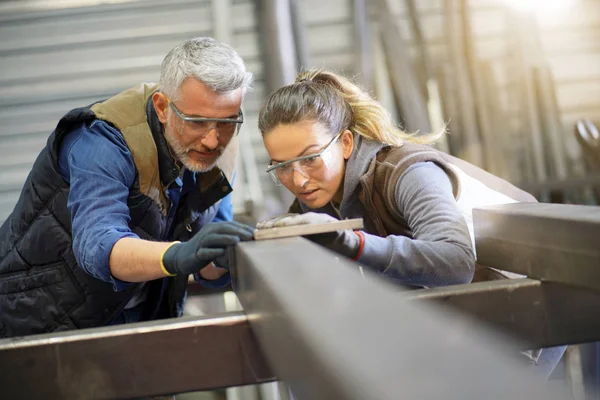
[
  {"left": 255, "top": 213, "right": 298, "bottom": 229},
  {"left": 256, "top": 212, "right": 362, "bottom": 259},
  {"left": 162, "top": 221, "right": 255, "bottom": 276}
]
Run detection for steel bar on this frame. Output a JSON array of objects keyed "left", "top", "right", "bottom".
[
  {"left": 474, "top": 203, "right": 600, "bottom": 291},
  {"left": 0, "top": 313, "right": 274, "bottom": 400},
  {"left": 460, "top": 0, "right": 501, "bottom": 175},
  {"left": 256, "top": 0, "right": 297, "bottom": 92},
  {"left": 443, "top": 0, "right": 483, "bottom": 166},
  {"left": 289, "top": 0, "right": 311, "bottom": 70},
  {"left": 256, "top": 0, "right": 297, "bottom": 206},
  {"left": 407, "top": 278, "right": 600, "bottom": 349},
  {"left": 376, "top": 0, "right": 432, "bottom": 134},
  {"left": 351, "top": 0, "right": 373, "bottom": 89},
  {"left": 233, "top": 237, "right": 565, "bottom": 400},
  {"left": 519, "top": 173, "right": 600, "bottom": 193},
  {"left": 533, "top": 65, "right": 568, "bottom": 180}
]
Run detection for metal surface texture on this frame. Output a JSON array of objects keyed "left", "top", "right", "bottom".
[
  {"left": 233, "top": 237, "right": 566, "bottom": 400},
  {"left": 408, "top": 278, "right": 600, "bottom": 349},
  {"left": 474, "top": 203, "right": 600, "bottom": 291},
  {"left": 0, "top": 313, "right": 274, "bottom": 400}
]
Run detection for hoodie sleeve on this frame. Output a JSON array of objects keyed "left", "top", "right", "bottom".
[{"left": 356, "top": 162, "right": 475, "bottom": 287}]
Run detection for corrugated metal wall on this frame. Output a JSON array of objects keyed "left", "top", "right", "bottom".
[
  {"left": 0, "top": 0, "right": 266, "bottom": 222},
  {"left": 296, "top": 0, "right": 600, "bottom": 184},
  {"left": 1, "top": 0, "right": 599, "bottom": 223}
]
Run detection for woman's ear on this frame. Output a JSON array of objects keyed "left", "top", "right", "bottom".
[
  {"left": 341, "top": 129, "right": 354, "bottom": 160},
  {"left": 152, "top": 92, "right": 169, "bottom": 124}
]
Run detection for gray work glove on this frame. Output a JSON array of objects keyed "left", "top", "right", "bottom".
[
  {"left": 257, "top": 212, "right": 361, "bottom": 259},
  {"left": 255, "top": 213, "right": 298, "bottom": 229},
  {"left": 163, "top": 221, "right": 254, "bottom": 275}
]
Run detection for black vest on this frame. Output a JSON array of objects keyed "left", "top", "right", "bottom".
[{"left": 0, "top": 85, "right": 234, "bottom": 338}]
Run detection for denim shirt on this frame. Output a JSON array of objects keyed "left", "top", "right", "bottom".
[{"left": 57, "top": 119, "right": 233, "bottom": 292}]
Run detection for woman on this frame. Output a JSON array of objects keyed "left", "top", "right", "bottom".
[
  {"left": 256, "top": 69, "right": 565, "bottom": 380},
  {"left": 256, "top": 68, "right": 535, "bottom": 287}
]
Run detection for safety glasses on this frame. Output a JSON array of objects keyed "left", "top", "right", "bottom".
[
  {"left": 266, "top": 131, "right": 343, "bottom": 186},
  {"left": 164, "top": 94, "right": 244, "bottom": 140}
]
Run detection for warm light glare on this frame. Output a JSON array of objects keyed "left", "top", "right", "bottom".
[{"left": 504, "top": 0, "right": 575, "bottom": 18}]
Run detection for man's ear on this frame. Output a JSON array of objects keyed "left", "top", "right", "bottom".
[
  {"left": 152, "top": 92, "right": 169, "bottom": 124},
  {"left": 341, "top": 129, "right": 354, "bottom": 160}
]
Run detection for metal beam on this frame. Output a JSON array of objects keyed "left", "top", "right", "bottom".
[
  {"left": 407, "top": 279, "right": 600, "bottom": 349},
  {"left": 0, "top": 313, "right": 274, "bottom": 400},
  {"left": 351, "top": 0, "right": 373, "bottom": 89},
  {"left": 256, "top": 0, "right": 297, "bottom": 92},
  {"left": 256, "top": 0, "right": 298, "bottom": 206},
  {"left": 233, "top": 237, "right": 565, "bottom": 400},
  {"left": 519, "top": 173, "right": 600, "bottom": 193},
  {"left": 474, "top": 203, "right": 600, "bottom": 291},
  {"left": 375, "top": 0, "right": 432, "bottom": 133}
]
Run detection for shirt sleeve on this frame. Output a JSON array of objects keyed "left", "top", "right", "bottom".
[
  {"left": 59, "top": 119, "right": 140, "bottom": 291},
  {"left": 356, "top": 161, "right": 475, "bottom": 287}
]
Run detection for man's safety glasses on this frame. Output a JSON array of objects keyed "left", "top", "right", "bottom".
[{"left": 164, "top": 94, "right": 244, "bottom": 140}]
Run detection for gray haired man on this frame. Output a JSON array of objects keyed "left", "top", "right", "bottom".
[{"left": 0, "top": 37, "right": 254, "bottom": 338}]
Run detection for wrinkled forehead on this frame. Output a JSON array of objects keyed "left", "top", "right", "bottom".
[
  {"left": 176, "top": 78, "right": 243, "bottom": 118},
  {"left": 263, "top": 120, "right": 333, "bottom": 161}
]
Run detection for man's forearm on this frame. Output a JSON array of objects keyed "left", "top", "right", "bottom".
[
  {"left": 109, "top": 237, "right": 174, "bottom": 282},
  {"left": 109, "top": 237, "right": 228, "bottom": 282}
]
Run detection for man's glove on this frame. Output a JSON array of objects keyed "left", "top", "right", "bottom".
[
  {"left": 257, "top": 212, "right": 361, "bottom": 259},
  {"left": 162, "top": 221, "right": 254, "bottom": 276}
]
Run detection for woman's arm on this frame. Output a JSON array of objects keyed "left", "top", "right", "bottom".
[{"left": 357, "top": 162, "right": 475, "bottom": 287}]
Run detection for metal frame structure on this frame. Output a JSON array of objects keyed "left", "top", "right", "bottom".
[
  {"left": 0, "top": 313, "right": 273, "bottom": 399},
  {"left": 1, "top": 203, "right": 598, "bottom": 399},
  {"left": 407, "top": 278, "right": 600, "bottom": 349},
  {"left": 474, "top": 203, "right": 600, "bottom": 291},
  {"left": 232, "top": 237, "right": 567, "bottom": 400}
]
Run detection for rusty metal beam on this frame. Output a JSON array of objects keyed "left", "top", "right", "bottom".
[
  {"left": 408, "top": 278, "right": 600, "bottom": 349},
  {"left": 233, "top": 237, "right": 565, "bottom": 400},
  {"left": 474, "top": 203, "right": 600, "bottom": 291},
  {"left": 0, "top": 313, "right": 274, "bottom": 400}
]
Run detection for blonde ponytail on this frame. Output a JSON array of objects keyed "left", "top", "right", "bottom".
[{"left": 259, "top": 68, "right": 443, "bottom": 146}]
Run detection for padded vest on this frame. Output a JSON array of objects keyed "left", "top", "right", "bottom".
[{"left": 0, "top": 84, "right": 236, "bottom": 338}]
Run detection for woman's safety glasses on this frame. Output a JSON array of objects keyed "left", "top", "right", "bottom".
[
  {"left": 266, "top": 131, "right": 343, "bottom": 186},
  {"left": 164, "top": 94, "right": 244, "bottom": 140}
]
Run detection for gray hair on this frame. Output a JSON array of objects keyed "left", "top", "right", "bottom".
[{"left": 160, "top": 37, "right": 253, "bottom": 100}]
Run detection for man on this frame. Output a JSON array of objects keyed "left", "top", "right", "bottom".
[{"left": 0, "top": 37, "right": 255, "bottom": 338}]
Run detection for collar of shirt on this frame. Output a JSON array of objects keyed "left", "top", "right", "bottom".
[{"left": 146, "top": 95, "right": 182, "bottom": 188}]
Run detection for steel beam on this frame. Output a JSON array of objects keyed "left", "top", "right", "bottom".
[
  {"left": 0, "top": 313, "right": 274, "bottom": 400},
  {"left": 474, "top": 203, "right": 600, "bottom": 291},
  {"left": 233, "top": 237, "right": 565, "bottom": 400},
  {"left": 408, "top": 278, "right": 600, "bottom": 349}
]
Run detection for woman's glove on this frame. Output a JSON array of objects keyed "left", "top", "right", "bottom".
[{"left": 257, "top": 212, "right": 362, "bottom": 259}]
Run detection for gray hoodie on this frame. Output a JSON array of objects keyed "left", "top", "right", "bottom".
[{"left": 296, "top": 135, "right": 475, "bottom": 288}]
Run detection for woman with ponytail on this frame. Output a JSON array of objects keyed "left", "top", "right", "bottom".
[
  {"left": 257, "top": 68, "right": 535, "bottom": 287},
  {"left": 256, "top": 69, "right": 567, "bottom": 379}
]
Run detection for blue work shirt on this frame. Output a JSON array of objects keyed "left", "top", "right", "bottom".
[{"left": 57, "top": 119, "right": 233, "bottom": 293}]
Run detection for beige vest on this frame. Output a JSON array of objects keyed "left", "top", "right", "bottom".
[{"left": 90, "top": 83, "right": 238, "bottom": 215}]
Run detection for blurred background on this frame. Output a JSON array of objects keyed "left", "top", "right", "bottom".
[
  {"left": 1, "top": 0, "right": 599, "bottom": 226},
  {"left": 1, "top": 1, "right": 599, "bottom": 398}
]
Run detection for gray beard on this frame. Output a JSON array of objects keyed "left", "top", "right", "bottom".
[{"left": 164, "top": 125, "right": 223, "bottom": 173}]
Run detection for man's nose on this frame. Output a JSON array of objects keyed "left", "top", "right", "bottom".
[{"left": 200, "top": 127, "right": 219, "bottom": 150}]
